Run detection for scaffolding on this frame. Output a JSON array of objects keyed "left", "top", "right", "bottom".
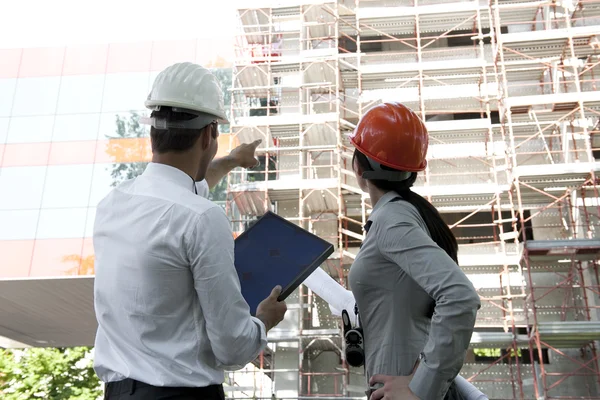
[{"left": 225, "top": 1, "right": 600, "bottom": 398}]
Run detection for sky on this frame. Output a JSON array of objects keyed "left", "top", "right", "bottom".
[{"left": 0, "top": 0, "right": 239, "bottom": 53}]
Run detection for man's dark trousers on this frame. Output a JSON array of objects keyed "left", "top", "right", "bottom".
[{"left": 104, "top": 378, "right": 225, "bottom": 400}]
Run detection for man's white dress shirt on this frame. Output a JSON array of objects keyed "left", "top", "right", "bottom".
[{"left": 92, "top": 162, "right": 267, "bottom": 386}]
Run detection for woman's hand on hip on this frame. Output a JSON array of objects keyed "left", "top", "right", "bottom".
[{"left": 369, "top": 374, "right": 420, "bottom": 400}]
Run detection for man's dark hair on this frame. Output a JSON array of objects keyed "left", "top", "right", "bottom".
[{"left": 149, "top": 107, "right": 214, "bottom": 154}]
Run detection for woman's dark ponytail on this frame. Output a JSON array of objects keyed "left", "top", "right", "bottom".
[{"left": 354, "top": 150, "right": 459, "bottom": 264}]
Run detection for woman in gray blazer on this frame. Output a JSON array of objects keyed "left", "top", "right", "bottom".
[{"left": 346, "top": 102, "right": 482, "bottom": 400}]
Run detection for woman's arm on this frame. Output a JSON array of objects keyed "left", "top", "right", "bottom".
[{"left": 374, "top": 215, "right": 481, "bottom": 400}]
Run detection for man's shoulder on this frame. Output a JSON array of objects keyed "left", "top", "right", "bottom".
[
  {"left": 97, "top": 177, "right": 223, "bottom": 220},
  {"left": 96, "top": 178, "right": 135, "bottom": 208},
  {"left": 177, "top": 192, "right": 225, "bottom": 219}
]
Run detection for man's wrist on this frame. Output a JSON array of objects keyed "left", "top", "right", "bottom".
[
  {"left": 222, "top": 154, "right": 240, "bottom": 169},
  {"left": 256, "top": 314, "right": 272, "bottom": 332}
]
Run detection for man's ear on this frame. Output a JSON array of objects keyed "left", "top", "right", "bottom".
[{"left": 199, "top": 127, "right": 211, "bottom": 150}]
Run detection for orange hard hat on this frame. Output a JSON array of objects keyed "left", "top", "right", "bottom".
[{"left": 350, "top": 102, "right": 428, "bottom": 175}]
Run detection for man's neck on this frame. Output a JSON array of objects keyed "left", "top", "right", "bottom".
[{"left": 152, "top": 153, "right": 199, "bottom": 181}]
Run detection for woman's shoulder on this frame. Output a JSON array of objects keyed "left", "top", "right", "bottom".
[{"left": 373, "top": 197, "right": 424, "bottom": 225}]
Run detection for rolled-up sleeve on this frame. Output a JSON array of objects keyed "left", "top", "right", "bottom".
[
  {"left": 375, "top": 215, "right": 480, "bottom": 400},
  {"left": 187, "top": 206, "right": 267, "bottom": 370}
]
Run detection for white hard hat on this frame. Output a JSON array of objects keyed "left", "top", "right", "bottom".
[{"left": 144, "top": 62, "right": 229, "bottom": 126}]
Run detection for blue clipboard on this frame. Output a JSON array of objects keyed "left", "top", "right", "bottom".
[{"left": 234, "top": 211, "right": 335, "bottom": 316}]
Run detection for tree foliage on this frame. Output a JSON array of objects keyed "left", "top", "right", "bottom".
[
  {"left": 209, "top": 67, "right": 233, "bottom": 133},
  {"left": 0, "top": 347, "right": 102, "bottom": 400},
  {"left": 208, "top": 177, "right": 228, "bottom": 203},
  {"left": 105, "top": 110, "right": 150, "bottom": 187},
  {"left": 62, "top": 254, "right": 96, "bottom": 276}
]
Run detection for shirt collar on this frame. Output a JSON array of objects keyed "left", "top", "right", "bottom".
[
  {"left": 371, "top": 191, "right": 401, "bottom": 215},
  {"left": 364, "top": 191, "right": 402, "bottom": 232},
  {"left": 142, "top": 162, "right": 197, "bottom": 193}
]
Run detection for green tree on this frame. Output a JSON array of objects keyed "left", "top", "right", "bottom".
[
  {"left": 210, "top": 67, "right": 232, "bottom": 134},
  {"left": 208, "top": 177, "right": 228, "bottom": 203},
  {"left": 0, "top": 347, "right": 102, "bottom": 400},
  {"left": 105, "top": 111, "right": 149, "bottom": 187}
]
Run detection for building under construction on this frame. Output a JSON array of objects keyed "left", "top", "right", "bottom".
[{"left": 223, "top": 0, "right": 600, "bottom": 398}]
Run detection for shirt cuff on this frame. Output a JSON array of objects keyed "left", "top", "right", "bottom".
[
  {"left": 249, "top": 316, "right": 269, "bottom": 360},
  {"left": 240, "top": 317, "right": 268, "bottom": 368},
  {"left": 409, "top": 361, "right": 453, "bottom": 400},
  {"left": 252, "top": 316, "right": 268, "bottom": 343}
]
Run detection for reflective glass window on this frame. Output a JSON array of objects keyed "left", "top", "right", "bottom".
[
  {"left": 0, "top": 209, "right": 40, "bottom": 240},
  {"left": 19, "top": 47, "right": 65, "bottom": 78},
  {"left": 0, "top": 49, "right": 22, "bottom": 79},
  {"left": 0, "top": 239, "right": 34, "bottom": 278},
  {"left": 2, "top": 142, "right": 50, "bottom": 167},
  {"left": 36, "top": 208, "right": 87, "bottom": 239},
  {"left": 0, "top": 79, "right": 16, "bottom": 117},
  {"left": 48, "top": 141, "right": 97, "bottom": 165},
  {"left": 6, "top": 115, "right": 55, "bottom": 143},
  {"left": 80, "top": 238, "right": 95, "bottom": 276},
  {"left": 57, "top": 75, "right": 105, "bottom": 114},
  {"left": 97, "top": 111, "right": 149, "bottom": 140},
  {"left": 12, "top": 77, "right": 61, "bottom": 116},
  {"left": 0, "top": 166, "right": 46, "bottom": 210},
  {"left": 0, "top": 117, "right": 8, "bottom": 143},
  {"left": 53, "top": 113, "right": 101, "bottom": 142},
  {"left": 63, "top": 44, "right": 108, "bottom": 76},
  {"left": 150, "top": 39, "right": 196, "bottom": 72},
  {"left": 89, "top": 162, "right": 148, "bottom": 206},
  {"left": 85, "top": 208, "right": 96, "bottom": 237},
  {"left": 106, "top": 42, "right": 152, "bottom": 74},
  {"left": 30, "top": 238, "right": 83, "bottom": 277},
  {"left": 148, "top": 71, "right": 159, "bottom": 89},
  {"left": 89, "top": 163, "right": 116, "bottom": 206},
  {"left": 102, "top": 72, "right": 150, "bottom": 113},
  {"left": 196, "top": 37, "right": 234, "bottom": 67},
  {"left": 41, "top": 165, "right": 94, "bottom": 209},
  {"left": 95, "top": 138, "right": 151, "bottom": 165}
]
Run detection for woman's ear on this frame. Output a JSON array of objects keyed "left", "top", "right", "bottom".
[{"left": 353, "top": 155, "right": 364, "bottom": 176}]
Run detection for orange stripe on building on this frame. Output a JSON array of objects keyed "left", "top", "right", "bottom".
[
  {"left": 0, "top": 238, "right": 95, "bottom": 278},
  {"left": 0, "top": 38, "right": 233, "bottom": 79},
  {"left": 0, "top": 134, "right": 238, "bottom": 167},
  {"left": 0, "top": 231, "right": 240, "bottom": 279},
  {"left": 0, "top": 48, "right": 22, "bottom": 79}
]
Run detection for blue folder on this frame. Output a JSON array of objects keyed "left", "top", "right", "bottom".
[{"left": 234, "top": 211, "right": 335, "bottom": 316}]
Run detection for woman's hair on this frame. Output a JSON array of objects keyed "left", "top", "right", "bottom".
[{"left": 354, "top": 149, "right": 459, "bottom": 264}]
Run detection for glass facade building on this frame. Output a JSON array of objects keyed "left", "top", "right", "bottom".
[{"left": 0, "top": 40, "right": 234, "bottom": 280}]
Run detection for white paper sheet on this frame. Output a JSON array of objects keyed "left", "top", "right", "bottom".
[{"left": 303, "top": 268, "right": 356, "bottom": 316}]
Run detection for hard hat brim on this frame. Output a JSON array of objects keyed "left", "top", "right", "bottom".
[
  {"left": 350, "top": 135, "right": 428, "bottom": 172},
  {"left": 145, "top": 99, "right": 229, "bottom": 124}
]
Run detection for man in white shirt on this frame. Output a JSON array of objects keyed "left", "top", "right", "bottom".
[{"left": 93, "top": 62, "right": 287, "bottom": 400}]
